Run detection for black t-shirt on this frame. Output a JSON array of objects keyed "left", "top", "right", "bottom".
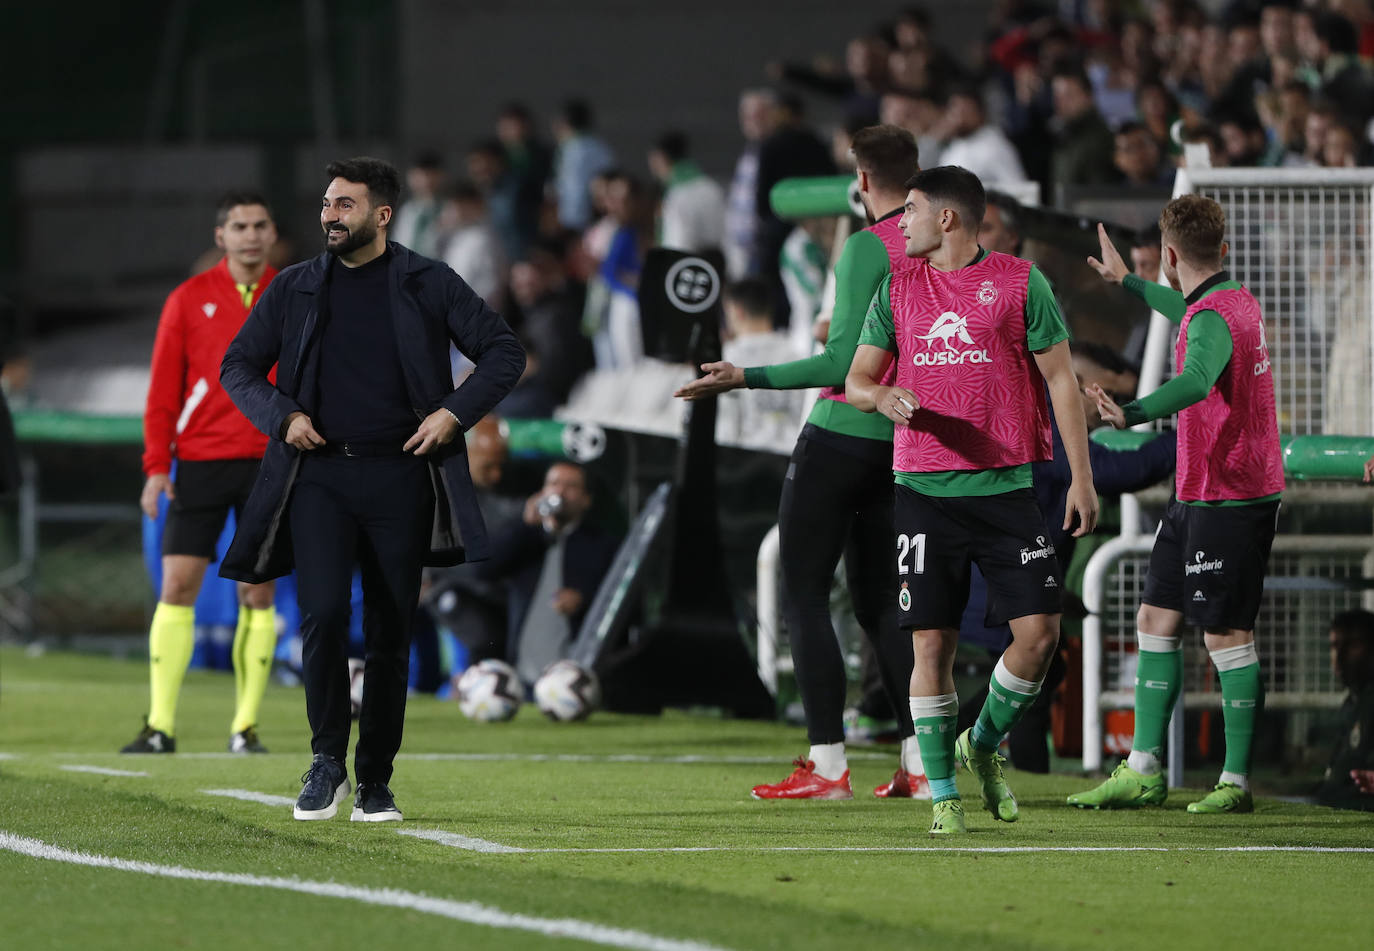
[{"left": 317, "top": 251, "right": 417, "bottom": 444}]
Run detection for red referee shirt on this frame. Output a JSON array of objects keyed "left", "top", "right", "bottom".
[{"left": 143, "top": 257, "right": 277, "bottom": 476}]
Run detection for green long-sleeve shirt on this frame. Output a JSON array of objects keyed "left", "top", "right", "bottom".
[
  {"left": 1120, "top": 272, "right": 1279, "bottom": 506},
  {"left": 741, "top": 222, "right": 895, "bottom": 442}
]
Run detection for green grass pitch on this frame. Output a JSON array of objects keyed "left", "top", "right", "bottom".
[{"left": 2, "top": 645, "right": 1372, "bottom": 950}]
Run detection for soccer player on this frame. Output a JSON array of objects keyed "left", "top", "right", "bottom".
[
  {"left": 1068, "top": 199, "right": 1282, "bottom": 814},
  {"left": 123, "top": 192, "right": 280, "bottom": 754},
  {"left": 676, "top": 125, "right": 928, "bottom": 799},
  {"left": 846, "top": 166, "right": 1098, "bottom": 833}
]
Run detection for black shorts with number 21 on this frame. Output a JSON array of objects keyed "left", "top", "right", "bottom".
[{"left": 894, "top": 485, "right": 1063, "bottom": 631}]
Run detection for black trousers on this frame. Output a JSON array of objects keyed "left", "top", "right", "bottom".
[
  {"left": 290, "top": 453, "right": 434, "bottom": 784},
  {"left": 777, "top": 433, "right": 914, "bottom": 746}
]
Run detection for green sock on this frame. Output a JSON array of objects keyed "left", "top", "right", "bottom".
[
  {"left": 1131, "top": 636, "right": 1182, "bottom": 760},
  {"left": 971, "top": 658, "right": 1040, "bottom": 753},
  {"left": 231, "top": 607, "right": 277, "bottom": 734},
  {"left": 1214, "top": 645, "right": 1263, "bottom": 777},
  {"left": 230, "top": 607, "right": 250, "bottom": 712},
  {"left": 146, "top": 603, "right": 195, "bottom": 736},
  {"left": 909, "top": 694, "right": 959, "bottom": 801}
]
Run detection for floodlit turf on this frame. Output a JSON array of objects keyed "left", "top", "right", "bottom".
[{"left": 2, "top": 646, "right": 1372, "bottom": 950}]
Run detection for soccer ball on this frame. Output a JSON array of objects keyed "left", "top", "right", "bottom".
[
  {"left": 533, "top": 660, "right": 600, "bottom": 722},
  {"left": 455, "top": 659, "right": 522, "bottom": 722},
  {"left": 347, "top": 657, "right": 365, "bottom": 720}
]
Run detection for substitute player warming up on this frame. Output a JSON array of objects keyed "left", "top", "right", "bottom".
[
  {"left": 123, "top": 192, "right": 280, "bottom": 755},
  {"left": 847, "top": 166, "right": 1098, "bottom": 834},
  {"left": 1068, "top": 198, "right": 1282, "bottom": 815}
]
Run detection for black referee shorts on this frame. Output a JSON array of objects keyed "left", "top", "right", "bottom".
[
  {"left": 1142, "top": 498, "right": 1280, "bottom": 630},
  {"left": 162, "top": 458, "right": 261, "bottom": 560},
  {"left": 895, "top": 484, "right": 1063, "bottom": 631}
]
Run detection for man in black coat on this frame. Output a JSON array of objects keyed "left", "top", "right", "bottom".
[{"left": 220, "top": 156, "right": 524, "bottom": 823}]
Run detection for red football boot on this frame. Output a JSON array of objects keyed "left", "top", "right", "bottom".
[
  {"left": 751, "top": 757, "right": 854, "bottom": 800},
  {"left": 873, "top": 769, "right": 932, "bottom": 799}
]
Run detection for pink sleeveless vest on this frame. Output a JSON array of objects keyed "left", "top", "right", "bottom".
[
  {"left": 819, "top": 214, "right": 911, "bottom": 405},
  {"left": 1175, "top": 287, "right": 1284, "bottom": 501},
  {"left": 891, "top": 252, "right": 1052, "bottom": 473}
]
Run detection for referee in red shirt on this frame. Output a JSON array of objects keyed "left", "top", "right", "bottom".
[{"left": 122, "top": 192, "right": 280, "bottom": 755}]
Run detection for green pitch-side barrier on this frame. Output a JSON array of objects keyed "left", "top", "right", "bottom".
[
  {"left": 769, "top": 175, "right": 860, "bottom": 220},
  {"left": 1090, "top": 429, "right": 1373, "bottom": 482},
  {"left": 13, "top": 409, "right": 579, "bottom": 457}
]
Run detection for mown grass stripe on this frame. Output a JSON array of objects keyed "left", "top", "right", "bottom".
[{"left": 0, "top": 831, "right": 732, "bottom": 951}]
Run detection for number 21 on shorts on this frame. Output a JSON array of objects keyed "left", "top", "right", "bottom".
[{"left": 896, "top": 533, "right": 926, "bottom": 575}]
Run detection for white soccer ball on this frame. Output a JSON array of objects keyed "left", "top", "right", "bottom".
[
  {"left": 455, "top": 659, "right": 522, "bottom": 722},
  {"left": 533, "top": 660, "right": 600, "bottom": 722},
  {"left": 348, "top": 657, "right": 365, "bottom": 719}
]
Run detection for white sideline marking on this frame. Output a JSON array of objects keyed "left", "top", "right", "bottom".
[
  {"left": 400, "top": 829, "right": 530, "bottom": 853},
  {"left": 0, "top": 753, "right": 17, "bottom": 760},
  {"left": 397, "top": 752, "right": 891, "bottom": 764},
  {"left": 203, "top": 789, "right": 296, "bottom": 807},
  {"left": 403, "top": 833, "right": 1374, "bottom": 856},
  {"left": 0, "top": 831, "right": 731, "bottom": 951},
  {"left": 59, "top": 765, "right": 148, "bottom": 778}
]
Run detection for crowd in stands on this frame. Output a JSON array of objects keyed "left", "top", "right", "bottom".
[{"left": 383, "top": 0, "right": 1374, "bottom": 429}]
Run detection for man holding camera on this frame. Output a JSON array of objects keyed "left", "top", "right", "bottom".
[{"left": 475, "top": 460, "right": 620, "bottom": 685}]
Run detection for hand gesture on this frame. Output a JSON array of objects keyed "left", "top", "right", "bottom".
[
  {"left": 552, "top": 587, "right": 583, "bottom": 616},
  {"left": 1063, "top": 479, "right": 1100, "bottom": 538},
  {"left": 875, "top": 385, "right": 919, "bottom": 426},
  {"left": 1084, "top": 382, "right": 1126, "bottom": 430},
  {"left": 1086, "top": 223, "right": 1129, "bottom": 284},
  {"left": 405, "top": 408, "right": 460, "bottom": 455},
  {"left": 284, "top": 412, "right": 326, "bottom": 451},
  {"left": 674, "top": 361, "right": 745, "bottom": 400},
  {"left": 140, "top": 473, "right": 173, "bottom": 519}
]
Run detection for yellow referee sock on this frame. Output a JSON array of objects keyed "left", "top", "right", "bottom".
[
  {"left": 146, "top": 603, "right": 195, "bottom": 736},
  {"left": 230, "top": 606, "right": 250, "bottom": 713},
  {"left": 230, "top": 607, "right": 277, "bottom": 734}
]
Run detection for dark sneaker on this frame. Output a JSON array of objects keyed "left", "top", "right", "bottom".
[
  {"left": 121, "top": 723, "right": 175, "bottom": 754},
  {"left": 351, "top": 782, "right": 403, "bottom": 822},
  {"left": 294, "top": 754, "right": 350, "bottom": 820},
  {"left": 228, "top": 727, "right": 268, "bottom": 754}
]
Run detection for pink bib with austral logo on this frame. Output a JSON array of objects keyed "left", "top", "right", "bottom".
[
  {"left": 891, "top": 252, "right": 1051, "bottom": 473},
  {"left": 1175, "top": 287, "right": 1284, "bottom": 501},
  {"left": 819, "top": 214, "right": 911, "bottom": 405}
]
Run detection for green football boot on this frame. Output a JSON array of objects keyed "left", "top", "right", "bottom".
[
  {"left": 1186, "top": 782, "right": 1254, "bottom": 814},
  {"left": 1067, "top": 761, "right": 1167, "bottom": 809},
  {"left": 954, "top": 728, "right": 1018, "bottom": 822},
  {"left": 928, "top": 798, "right": 967, "bottom": 835}
]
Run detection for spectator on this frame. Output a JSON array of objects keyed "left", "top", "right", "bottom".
[
  {"left": 724, "top": 88, "right": 777, "bottom": 279},
  {"left": 1049, "top": 66, "right": 1119, "bottom": 193},
  {"left": 1259, "top": 79, "right": 1313, "bottom": 166},
  {"left": 753, "top": 93, "right": 835, "bottom": 329},
  {"left": 506, "top": 242, "right": 593, "bottom": 409},
  {"left": 780, "top": 216, "right": 836, "bottom": 356},
  {"left": 1314, "top": 609, "right": 1374, "bottom": 811},
  {"left": 475, "top": 461, "right": 620, "bottom": 686},
  {"left": 440, "top": 182, "right": 506, "bottom": 311},
  {"left": 592, "top": 171, "right": 651, "bottom": 369},
  {"left": 979, "top": 190, "right": 1023, "bottom": 256},
  {"left": 494, "top": 102, "right": 552, "bottom": 258},
  {"left": 716, "top": 279, "right": 805, "bottom": 450},
  {"left": 1113, "top": 121, "right": 1172, "bottom": 186},
  {"left": 1180, "top": 122, "right": 1230, "bottom": 167},
  {"left": 1135, "top": 79, "right": 1181, "bottom": 159},
  {"left": 647, "top": 130, "right": 726, "bottom": 254},
  {"left": 1122, "top": 224, "right": 1165, "bottom": 368},
  {"left": 466, "top": 139, "right": 523, "bottom": 263},
  {"left": 1215, "top": 110, "right": 1269, "bottom": 167},
  {"left": 936, "top": 86, "right": 1029, "bottom": 188},
  {"left": 552, "top": 99, "right": 616, "bottom": 231},
  {"left": 769, "top": 32, "right": 890, "bottom": 125},
  {"left": 1320, "top": 121, "right": 1362, "bottom": 167},
  {"left": 1303, "top": 99, "right": 1343, "bottom": 166},
  {"left": 1297, "top": 10, "right": 1374, "bottom": 129},
  {"left": 880, "top": 91, "right": 945, "bottom": 165},
  {"left": 392, "top": 151, "right": 446, "bottom": 259}
]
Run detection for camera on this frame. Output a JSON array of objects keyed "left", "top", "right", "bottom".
[{"left": 537, "top": 493, "right": 564, "bottom": 519}]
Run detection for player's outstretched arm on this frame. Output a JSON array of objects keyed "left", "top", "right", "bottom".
[
  {"left": 674, "top": 361, "right": 744, "bottom": 400},
  {"left": 1086, "top": 223, "right": 1128, "bottom": 284},
  {"left": 1035, "top": 340, "right": 1099, "bottom": 537}
]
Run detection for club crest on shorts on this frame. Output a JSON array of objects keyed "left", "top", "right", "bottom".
[
  {"left": 899, "top": 582, "right": 911, "bottom": 612},
  {"left": 977, "top": 280, "right": 998, "bottom": 304}
]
